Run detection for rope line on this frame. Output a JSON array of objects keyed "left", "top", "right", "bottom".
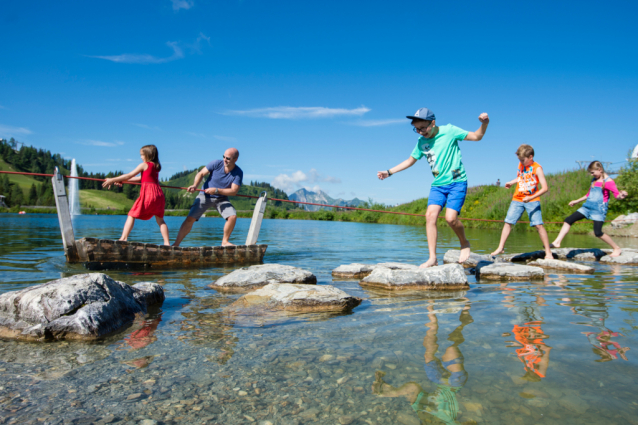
[{"left": 0, "top": 169, "right": 617, "bottom": 224}]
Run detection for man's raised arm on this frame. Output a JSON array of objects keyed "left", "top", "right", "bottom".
[
  {"left": 464, "top": 113, "right": 490, "bottom": 141},
  {"left": 187, "top": 167, "right": 210, "bottom": 193}
]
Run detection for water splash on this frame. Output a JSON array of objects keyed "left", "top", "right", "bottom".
[{"left": 68, "top": 158, "right": 81, "bottom": 216}]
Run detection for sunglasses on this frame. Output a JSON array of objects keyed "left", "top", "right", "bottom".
[{"left": 223, "top": 155, "right": 235, "bottom": 161}]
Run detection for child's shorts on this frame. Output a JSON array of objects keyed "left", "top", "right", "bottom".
[
  {"left": 427, "top": 181, "right": 468, "bottom": 213},
  {"left": 505, "top": 201, "right": 543, "bottom": 227}
]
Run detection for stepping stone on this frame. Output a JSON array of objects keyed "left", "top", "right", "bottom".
[
  {"left": 527, "top": 259, "right": 594, "bottom": 274},
  {"left": 499, "top": 251, "right": 551, "bottom": 262},
  {"left": 360, "top": 264, "right": 468, "bottom": 291},
  {"left": 444, "top": 250, "right": 497, "bottom": 267},
  {"left": 0, "top": 273, "right": 164, "bottom": 341},
  {"left": 600, "top": 251, "right": 638, "bottom": 265},
  {"left": 228, "top": 283, "right": 362, "bottom": 312},
  {"left": 210, "top": 264, "right": 316, "bottom": 292},
  {"left": 332, "top": 262, "right": 417, "bottom": 279},
  {"left": 475, "top": 261, "right": 544, "bottom": 281},
  {"left": 550, "top": 248, "right": 608, "bottom": 261}
]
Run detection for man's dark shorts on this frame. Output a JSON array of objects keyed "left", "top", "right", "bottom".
[{"left": 188, "top": 193, "right": 237, "bottom": 221}]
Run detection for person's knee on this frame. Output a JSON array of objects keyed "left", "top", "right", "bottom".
[
  {"left": 446, "top": 215, "right": 459, "bottom": 226},
  {"left": 226, "top": 215, "right": 237, "bottom": 222},
  {"left": 425, "top": 210, "right": 439, "bottom": 223},
  {"left": 185, "top": 216, "right": 196, "bottom": 225},
  {"left": 594, "top": 229, "right": 605, "bottom": 238}
]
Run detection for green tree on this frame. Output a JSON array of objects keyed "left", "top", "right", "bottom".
[
  {"left": 28, "top": 184, "right": 38, "bottom": 205},
  {"left": 611, "top": 158, "right": 638, "bottom": 214}
]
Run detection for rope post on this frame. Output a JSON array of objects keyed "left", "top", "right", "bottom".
[
  {"left": 51, "top": 167, "right": 79, "bottom": 262},
  {"left": 246, "top": 191, "right": 268, "bottom": 245}
]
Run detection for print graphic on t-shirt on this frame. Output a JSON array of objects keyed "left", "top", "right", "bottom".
[
  {"left": 452, "top": 169, "right": 461, "bottom": 180},
  {"left": 517, "top": 166, "right": 538, "bottom": 196},
  {"left": 422, "top": 144, "right": 438, "bottom": 176}
]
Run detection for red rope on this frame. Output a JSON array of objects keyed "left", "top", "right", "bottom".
[{"left": 0, "top": 169, "right": 612, "bottom": 224}]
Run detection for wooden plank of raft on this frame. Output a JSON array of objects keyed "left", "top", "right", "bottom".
[{"left": 73, "top": 238, "right": 267, "bottom": 269}]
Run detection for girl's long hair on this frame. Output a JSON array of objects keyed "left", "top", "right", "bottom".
[{"left": 141, "top": 145, "right": 161, "bottom": 171}]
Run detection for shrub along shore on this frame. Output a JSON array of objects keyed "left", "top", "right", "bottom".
[{"left": 1, "top": 168, "right": 633, "bottom": 235}]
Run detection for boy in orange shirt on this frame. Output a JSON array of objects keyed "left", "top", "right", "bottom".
[{"left": 491, "top": 144, "right": 553, "bottom": 259}]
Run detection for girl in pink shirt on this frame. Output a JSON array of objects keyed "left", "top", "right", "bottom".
[{"left": 551, "top": 161, "right": 627, "bottom": 257}]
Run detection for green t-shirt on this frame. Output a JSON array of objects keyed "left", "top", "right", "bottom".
[{"left": 410, "top": 124, "right": 469, "bottom": 187}]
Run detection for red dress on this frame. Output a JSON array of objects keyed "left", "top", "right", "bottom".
[{"left": 128, "top": 162, "right": 165, "bottom": 220}]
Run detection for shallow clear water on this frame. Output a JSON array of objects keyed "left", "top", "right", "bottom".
[{"left": 1, "top": 213, "right": 638, "bottom": 425}]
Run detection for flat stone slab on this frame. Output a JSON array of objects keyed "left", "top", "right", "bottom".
[
  {"left": 360, "top": 264, "right": 469, "bottom": 291},
  {"left": 332, "top": 262, "right": 417, "bottom": 279},
  {"left": 443, "top": 250, "right": 498, "bottom": 267},
  {"left": 550, "top": 248, "right": 609, "bottom": 261},
  {"left": 600, "top": 251, "right": 638, "bottom": 265},
  {"left": 228, "top": 283, "right": 362, "bottom": 312},
  {"left": 527, "top": 259, "right": 595, "bottom": 274},
  {"left": 0, "top": 273, "right": 164, "bottom": 341},
  {"left": 499, "top": 251, "right": 552, "bottom": 262},
  {"left": 475, "top": 261, "right": 544, "bottom": 281},
  {"left": 210, "top": 264, "right": 317, "bottom": 292}
]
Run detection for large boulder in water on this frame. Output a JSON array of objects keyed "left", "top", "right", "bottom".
[
  {"left": 600, "top": 251, "right": 638, "bottom": 265},
  {"left": 332, "top": 262, "right": 417, "bottom": 279},
  {"left": 443, "top": 250, "right": 498, "bottom": 267},
  {"left": 475, "top": 261, "right": 544, "bottom": 281},
  {"left": 360, "top": 264, "right": 468, "bottom": 291},
  {"left": 210, "top": 264, "right": 317, "bottom": 292},
  {"left": 527, "top": 259, "right": 595, "bottom": 274},
  {"left": 0, "top": 273, "right": 164, "bottom": 341},
  {"left": 228, "top": 283, "right": 362, "bottom": 313}
]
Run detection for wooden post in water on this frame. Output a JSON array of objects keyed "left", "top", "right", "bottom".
[
  {"left": 51, "top": 167, "right": 79, "bottom": 262},
  {"left": 246, "top": 192, "right": 268, "bottom": 245}
]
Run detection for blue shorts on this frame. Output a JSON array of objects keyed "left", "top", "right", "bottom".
[
  {"left": 505, "top": 201, "right": 543, "bottom": 227},
  {"left": 428, "top": 181, "right": 468, "bottom": 213},
  {"left": 424, "top": 357, "right": 468, "bottom": 388}
]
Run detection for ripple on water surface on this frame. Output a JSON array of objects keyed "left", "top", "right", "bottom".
[{"left": 0, "top": 214, "right": 638, "bottom": 424}]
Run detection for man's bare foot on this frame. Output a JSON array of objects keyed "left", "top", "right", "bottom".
[
  {"left": 544, "top": 255, "right": 553, "bottom": 260},
  {"left": 610, "top": 248, "right": 622, "bottom": 257},
  {"left": 221, "top": 242, "right": 236, "bottom": 247},
  {"left": 550, "top": 242, "right": 560, "bottom": 248},
  {"left": 419, "top": 258, "right": 438, "bottom": 268},
  {"left": 491, "top": 247, "right": 504, "bottom": 256},
  {"left": 459, "top": 244, "right": 471, "bottom": 263}
]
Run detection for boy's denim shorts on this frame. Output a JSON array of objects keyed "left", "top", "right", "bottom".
[
  {"left": 505, "top": 201, "right": 543, "bottom": 227},
  {"left": 428, "top": 181, "right": 468, "bottom": 213}
]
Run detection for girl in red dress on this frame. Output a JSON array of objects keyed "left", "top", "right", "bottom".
[{"left": 103, "top": 145, "right": 169, "bottom": 245}]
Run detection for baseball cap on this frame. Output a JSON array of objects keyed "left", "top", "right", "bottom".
[{"left": 406, "top": 108, "right": 435, "bottom": 121}]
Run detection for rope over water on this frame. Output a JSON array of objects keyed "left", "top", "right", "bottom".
[{"left": 0, "top": 170, "right": 616, "bottom": 224}]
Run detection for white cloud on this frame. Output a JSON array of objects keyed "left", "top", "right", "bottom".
[
  {"left": 350, "top": 119, "right": 406, "bottom": 127},
  {"left": 171, "top": 0, "right": 193, "bottom": 10},
  {"left": 0, "top": 124, "right": 32, "bottom": 136},
  {"left": 76, "top": 140, "right": 125, "bottom": 147},
  {"left": 271, "top": 168, "right": 341, "bottom": 193},
  {"left": 134, "top": 123, "right": 162, "bottom": 131},
  {"left": 90, "top": 42, "right": 184, "bottom": 64},
  {"left": 225, "top": 106, "right": 370, "bottom": 119}
]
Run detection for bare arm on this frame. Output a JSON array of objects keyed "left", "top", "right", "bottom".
[
  {"left": 504, "top": 178, "right": 518, "bottom": 189},
  {"left": 102, "top": 162, "right": 146, "bottom": 189},
  {"left": 204, "top": 183, "right": 240, "bottom": 197},
  {"left": 569, "top": 194, "right": 589, "bottom": 207},
  {"left": 522, "top": 167, "right": 549, "bottom": 202},
  {"left": 464, "top": 113, "right": 489, "bottom": 141},
  {"left": 377, "top": 157, "right": 417, "bottom": 180},
  {"left": 187, "top": 167, "right": 210, "bottom": 193}
]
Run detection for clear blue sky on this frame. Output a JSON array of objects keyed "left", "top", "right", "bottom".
[{"left": 1, "top": 0, "right": 636, "bottom": 204}]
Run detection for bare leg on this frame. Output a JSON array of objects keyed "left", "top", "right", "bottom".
[
  {"left": 446, "top": 208, "right": 471, "bottom": 263},
  {"left": 156, "top": 216, "right": 170, "bottom": 245},
  {"left": 550, "top": 222, "right": 571, "bottom": 248},
  {"left": 599, "top": 234, "right": 622, "bottom": 257},
  {"left": 120, "top": 216, "right": 135, "bottom": 241},
  {"left": 491, "top": 223, "right": 512, "bottom": 256},
  {"left": 420, "top": 205, "right": 442, "bottom": 268},
  {"left": 173, "top": 216, "right": 196, "bottom": 247},
  {"left": 371, "top": 371, "right": 422, "bottom": 403},
  {"left": 535, "top": 224, "right": 553, "bottom": 259},
  {"left": 222, "top": 215, "right": 237, "bottom": 246}
]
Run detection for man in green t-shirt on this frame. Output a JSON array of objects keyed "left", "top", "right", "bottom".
[{"left": 377, "top": 108, "right": 489, "bottom": 268}]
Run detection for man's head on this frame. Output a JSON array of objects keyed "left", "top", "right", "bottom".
[
  {"left": 516, "top": 144, "right": 535, "bottom": 166},
  {"left": 223, "top": 148, "right": 239, "bottom": 168},
  {"left": 407, "top": 108, "right": 436, "bottom": 138}
]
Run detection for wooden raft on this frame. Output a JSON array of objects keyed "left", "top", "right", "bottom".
[
  {"left": 51, "top": 167, "right": 270, "bottom": 270},
  {"left": 75, "top": 238, "right": 268, "bottom": 270}
]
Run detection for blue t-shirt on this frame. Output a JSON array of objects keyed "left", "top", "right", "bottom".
[{"left": 201, "top": 160, "right": 243, "bottom": 198}]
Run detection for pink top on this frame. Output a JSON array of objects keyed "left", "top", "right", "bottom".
[
  {"left": 586, "top": 179, "right": 620, "bottom": 203},
  {"left": 140, "top": 162, "right": 160, "bottom": 184}
]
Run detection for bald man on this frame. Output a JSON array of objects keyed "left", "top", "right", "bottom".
[{"left": 173, "top": 148, "right": 243, "bottom": 247}]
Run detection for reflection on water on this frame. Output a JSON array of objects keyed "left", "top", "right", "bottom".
[{"left": 1, "top": 213, "right": 638, "bottom": 424}]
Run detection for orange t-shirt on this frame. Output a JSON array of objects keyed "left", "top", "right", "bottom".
[{"left": 513, "top": 162, "right": 542, "bottom": 202}]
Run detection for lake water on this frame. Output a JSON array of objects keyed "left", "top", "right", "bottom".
[{"left": 1, "top": 213, "right": 638, "bottom": 425}]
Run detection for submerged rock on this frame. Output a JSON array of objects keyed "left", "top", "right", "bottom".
[
  {"left": 475, "top": 261, "right": 544, "bottom": 281},
  {"left": 443, "top": 250, "right": 497, "bottom": 267},
  {"left": 360, "top": 264, "right": 468, "bottom": 290},
  {"left": 0, "top": 273, "right": 164, "bottom": 341},
  {"left": 527, "top": 259, "right": 594, "bottom": 274},
  {"left": 600, "top": 251, "right": 638, "bottom": 265},
  {"left": 332, "top": 262, "right": 417, "bottom": 279},
  {"left": 210, "top": 264, "right": 317, "bottom": 292},
  {"left": 228, "top": 283, "right": 362, "bottom": 312}
]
